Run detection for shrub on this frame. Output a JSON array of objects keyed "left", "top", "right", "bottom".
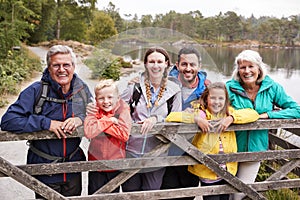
[
  {"left": 84, "top": 49, "right": 121, "bottom": 81},
  {"left": 0, "top": 46, "right": 41, "bottom": 107},
  {"left": 118, "top": 57, "right": 132, "bottom": 68},
  {"left": 257, "top": 161, "right": 299, "bottom": 200}
]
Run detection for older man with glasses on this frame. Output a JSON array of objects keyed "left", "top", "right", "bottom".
[{"left": 1, "top": 45, "right": 93, "bottom": 198}]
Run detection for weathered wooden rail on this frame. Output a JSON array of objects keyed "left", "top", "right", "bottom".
[{"left": 1, "top": 119, "right": 300, "bottom": 199}]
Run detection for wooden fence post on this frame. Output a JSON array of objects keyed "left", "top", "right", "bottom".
[{"left": 0, "top": 157, "right": 67, "bottom": 200}]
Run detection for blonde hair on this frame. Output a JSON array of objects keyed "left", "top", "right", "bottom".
[
  {"left": 143, "top": 46, "right": 170, "bottom": 108},
  {"left": 94, "top": 79, "right": 119, "bottom": 96},
  {"left": 232, "top": 50, "right": 268, "bottom": 84}
]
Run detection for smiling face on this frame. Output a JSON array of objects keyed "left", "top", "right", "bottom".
[
  {"left": 95, "top": 86, "right": 119, "bottom": 113},
  {"left": 48, "top": 53, "right": 74, "bottom": 93},
  {"left": 238, "top": 60, "right": 260, "bottom": 86},
  {"left": 176, "top": 53, "right": 200, "bottom": 86},
  {"left": 207, "top": 88, "right": 226, "bottom": 115},
  {"left": 145, "top": 51, "right": 168, "bottom": 81}
]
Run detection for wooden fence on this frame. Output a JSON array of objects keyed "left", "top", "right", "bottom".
[{"left": 1, "top": 119, "right": 300, "bottom": 199}]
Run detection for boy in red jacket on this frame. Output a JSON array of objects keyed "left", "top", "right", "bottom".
[{"left": 84, "top": 79, "right": 132, "bottom": 194}]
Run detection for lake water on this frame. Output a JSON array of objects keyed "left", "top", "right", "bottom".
[{"left": 117, "top": 46, "right": 300, "bottom": 104}]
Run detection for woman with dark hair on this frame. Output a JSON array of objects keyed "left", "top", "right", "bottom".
[
  {"left": 226, "top": 49, "right": 300, "bottom": 200},
  {"left": 121, "top": 46, "right": 182, "bottom": 191}
]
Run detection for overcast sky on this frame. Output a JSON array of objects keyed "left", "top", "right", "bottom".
[{"left": 97, "top": 0, "right": 299, "bottom": 19}]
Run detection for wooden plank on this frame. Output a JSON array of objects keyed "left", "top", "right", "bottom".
[
  {"left": 266, "top": 159, "right": 300, "bottom": 181},
  {"left": 67, "top": 179, "right": 300, "bottom": 200},
  {"left": 271, "top": 159, "right": 300, "bottom": 177},
  {"left": 1, "top": 149, "right": 300, "bottom": 177},
  {"left": 94, "top": 142, "right": 171, "bottom": 194},
  {"left": 283, "top": 128, "right": 300, "bottom": 137},
  {"left": 269, "top": 132, "right": 300, "bottom": 149},
  {"left": 161, "top": 132, "right": 266, "bottom": 200},
  {"left": 1, "top": 119, "right": 300, "bottom": 141},
  {"left": 0, "top": 127, "right": 84, "bottom": 141},
  {"left": 0, "top": 156, "right": 67, "bottom": 200},
  {"left": 211, "top": 149, "right": 300, "bottom": 163}
]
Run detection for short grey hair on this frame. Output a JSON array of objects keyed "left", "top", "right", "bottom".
[
  {"left": 46, "top": 45, "right": 76, "bottom": 67},
  {"left": 232, "top": 50, "right": 268, "bottom": 84}
]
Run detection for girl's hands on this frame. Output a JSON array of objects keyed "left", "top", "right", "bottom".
[
  {"left": 138, "top": 116, "right": 157, "bottom": 135},
  {"left": 194, "top": 115, "right": 234, "bottom": 133},
  {"left": 128, "top": 76, "right": 140, "bottom": 85},
  {"left": 214, "top": 115, "right": 234, "bottom": 133},
  {"left": 194, "top": 115, "right": 212, "bottom": 133}
]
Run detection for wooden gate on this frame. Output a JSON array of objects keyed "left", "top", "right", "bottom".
[{"left": 1, "top": 119, "right": 300, "bottom": 199}]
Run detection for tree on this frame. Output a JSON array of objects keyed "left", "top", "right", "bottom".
[
  {"left": 200, "top": 17, "right": 218, "bottom": 40},
  {"left": 104, "top": 2, "right": 124, "bottom": 33},
  {"left": 59, "top": 0, "right": 89, "bottom": 41},
  {"left": 221, "top": 11, "right": 242, "bottom": 41},
  {"left": 0, "top": 0, "right": 37, "bottom": 58},
  {"left": 141, "top": 15, "right": 153, "bottom": 28},
  {"left": 86, "top": 11, "right": 117, "bottom": 45},
  {"left": 127, "top": 14, "right": 140, "bottom": 29},
  {"left": 281, "top": 16, "right": 300, "bottom": 46},
  {"left": 27, "top": 0, "right": 56, "bottom": 43}
]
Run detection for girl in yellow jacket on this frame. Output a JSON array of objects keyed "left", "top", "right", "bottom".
[{"left": 166, "top": 82, "right": 259, "bottom": 200}]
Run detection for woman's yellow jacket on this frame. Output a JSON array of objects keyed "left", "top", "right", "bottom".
[{"left": 166, "top": 107, "right": 259, "bottom": 180}]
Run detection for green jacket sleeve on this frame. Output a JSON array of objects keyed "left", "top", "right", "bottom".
[{"left": 267, "top": 83, "right": 300, "bottom": 119}]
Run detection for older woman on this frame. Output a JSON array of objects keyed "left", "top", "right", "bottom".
[
  {"left": 121, "top": 46, "right": 182, "bottom": 191},
  {"left": 226, "top": 49, "right": 300, "bottom": 200}
]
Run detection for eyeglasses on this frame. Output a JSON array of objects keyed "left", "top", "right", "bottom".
[{"left": 50, "top": 63, "right": 73, "bottom": 69}]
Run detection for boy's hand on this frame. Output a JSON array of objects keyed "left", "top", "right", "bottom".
[
  {"left": 86, "top": 102, "right": 98, "bottom": 115},
  {"left": 110, "top": 117, "right": 119, "bottom": 125}
]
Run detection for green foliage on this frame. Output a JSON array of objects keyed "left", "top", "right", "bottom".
[
  {"left": 84, "top": 49, "right": 121, "bottom": 81},
  {"left": 2, "top": 1, "right": 299, "bottom": 47},
  {"left": 103, "top": 2, "right": 124, "bottom": 32},
  {"left": 0, "top": 46, "right": 41, "bottom": 107},
  {"left": 118, "top": 57, "right": 132, "bottom": 68},
  {"left": 256, "top": 161, "right": 300, "bottom": 200},
  {"left": 27, "top": 0, "right": 94, "bottom": 43},
  {"left": 265, "top": 189, "right": 299, "bottom": 200},
  {"left": 86, "top": 11, "right": 117, "bottom": 45},
  {"left": 0, "top": 0, "right": 38, "bottom": 58},
  {"left": 27, "top": 0, "right": 56, "bottom": 43}
]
